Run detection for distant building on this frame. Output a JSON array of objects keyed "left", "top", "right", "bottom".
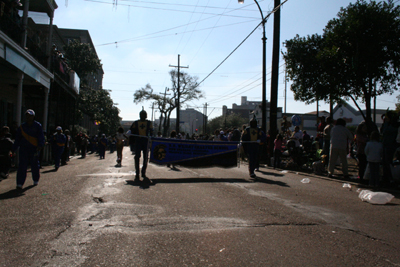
[
  {"left": 179, "top": 108, "right": 204, "bottom": 135},
  {"left": 332, "top": 101, "right": 385, "bottom": 128},
  {"left": 222, "top": 96, "right": 260, "bottom": 121},
  {"left": 283, "top": 100, "right": 387, "bottom": 137}
]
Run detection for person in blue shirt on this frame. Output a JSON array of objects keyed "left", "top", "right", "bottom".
[
  {"left": 51, "top": 126, "right": 66, "bottom": 171},
  {"left": 98, "top": 134, "right": 108, "bottom": 159},
  {"left": 12, "top": 109, "right": 45, "bottom": 190}
]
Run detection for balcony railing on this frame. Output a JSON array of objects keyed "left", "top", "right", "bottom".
[{"left": 0, "top": 13, "right": 48, "bottom": 67}]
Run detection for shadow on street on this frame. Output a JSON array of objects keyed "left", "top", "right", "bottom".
[{"left": 0, "top": 185, "right": 36, "bottom": 200}]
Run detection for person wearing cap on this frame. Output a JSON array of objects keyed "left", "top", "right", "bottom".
[
  {"left": 12, "top": 109, "right": 45, "bottom": 190},
  {"left": 98, "top": 134, "right": 108, "bottom": 160},
  {"left": 130, "top": 108, "right": 153, "bottom": 182},
  {"left": 241, "top": 116, "right": 266, "bottom": 178},
  {"left": 219, "top": 131, "right": 228, "bottom": 141},
  {"left": 51, "top": 126, "right": 66, "bottom": 171}
]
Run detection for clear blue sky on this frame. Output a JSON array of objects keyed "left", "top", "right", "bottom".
[{"left": 52, "top": 0, "right": 399, "bottom": 121}]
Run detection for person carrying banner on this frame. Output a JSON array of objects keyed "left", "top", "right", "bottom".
[
  {"left": 12, "top": 109, "right": 45, "bottom": 190},
  {"left": 130, "top": 108, "right": 153, "bottom": 182},
  {"left": 241, "top": 116, "right": 266, "bottom": 178}
]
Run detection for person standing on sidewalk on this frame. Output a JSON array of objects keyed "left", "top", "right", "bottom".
[
  {"left": 12, "top": 109, "right": 45, "bottom": 190},
  {"left": 323, "top": 117, "right": 334, "bottom": 158},
  {"left": 130, "top": 108, "right": 153, "bottom": 182},
  {"left": 380, "top": 111, "right": 399, "bottom": 186},
  {"left": 365, "top": 131, "right": 383, "bottom": 188},
  {"left": 328, "top": 118, "right": 353, "bottom": 179},
  {"left": 273, "top": 133, "right": 284, "bottom": 169}
]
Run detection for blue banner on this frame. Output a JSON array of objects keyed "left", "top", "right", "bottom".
[{"left": 150, "top": 138, "right": 239, "bottom": 168}]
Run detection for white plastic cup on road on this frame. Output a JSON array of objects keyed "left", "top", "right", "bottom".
[{"left": 343, "top": 183, "right": 352, "bottom": 189}]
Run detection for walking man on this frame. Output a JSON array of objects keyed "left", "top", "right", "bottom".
[
  {"left": 12, "top": 109, "right": 45, "bottom": 190},
  {"left": 241, "top": 116, "right": 266, "bottom": 178},
  {"left": 130, "top": 108, "right": 153, "bottom": 182}
]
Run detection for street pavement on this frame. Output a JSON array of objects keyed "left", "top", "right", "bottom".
[{"left": 0, "top": 148, "right": 399, "bottom": 267}]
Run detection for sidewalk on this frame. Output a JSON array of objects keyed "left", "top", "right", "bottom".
[{"left": 260, "top": 157, "right": 400, "bottom": 196}]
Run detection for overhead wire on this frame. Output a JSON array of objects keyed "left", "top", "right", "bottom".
[
  {"left": 187, "top": 0, "right": 235, "bottom": 66},
  {"left": 85, "top": 0, "right": 257, "bottom": 19},
  {"left": 95, "top": 19, "right": 258, "bottom": 47},
  {"left": 91, "top": 0, "right": 259, "bottom": 47},
  {"left": 197, "top": 0, "right": 289, "bottom": 87}
]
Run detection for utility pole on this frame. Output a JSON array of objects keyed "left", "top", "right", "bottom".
[
  {"left": 203, "top": 103, "right": 208, "bottom": 134},
  {"left": 270, "top": 0, "right": 281, "bottom": 153},
  {"left": 169, "top": 54, "right": 188, "bottom": 133},
  {"left": 151, "top": 102, "right": 154, "bottom": 122},
  {"left": 284, "top": 67, "right": 287, "bottom": 114}
]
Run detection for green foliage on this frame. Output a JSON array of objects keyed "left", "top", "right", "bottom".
[
  {"left": 72, "top": 125, "right": 87, "bottom": 136},
  {"left": 77, "top": 88, "right": 121, "bottom": 135},
  {"left": 63, "top": 40, "right": 102, "bottom": 83},
  {"left": 207, "top": 113, "right": 247, "bottom": 134},
  {"left": 283, "top": 0, "right": 400, "bottom": 132}
]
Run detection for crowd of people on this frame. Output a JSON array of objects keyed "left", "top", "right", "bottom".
[{"left": 1, "top": 108, "right": 400, "bottom": 190}]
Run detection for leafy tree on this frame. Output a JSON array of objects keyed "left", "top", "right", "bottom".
[
  {"left": 77, "top": 87, "right": 121, "bottom": 135},
  {"left": 134, "top": 70, "right": 203, "bottom": 136},
  {"left": 207, "top": 113, "right": 248, "bottom": 134},
  {"left": 63, "top": 40, "right": 119, "bottom": 134},
  {"left": 396, "top": 95, "right": 400, "bottom": 112},
  {"left": 283, "top": 0, "right": 400, "bottom": 133},
  {"left": 63, "top": 40, "right": 102, "bottom": 85},
  {"left": 283, "top": 34, "right": 343, "bottom": 106}
]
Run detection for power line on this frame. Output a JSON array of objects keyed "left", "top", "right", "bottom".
[
  {"left": 107, "top": 0, "right": 258, "bottom": 13},
  {"left": 197, "top": 0, "right": 289, "bottom": 86},
  {"left": 85, "top": 0, "right": 258, "bottom": 19},
  {"left": 95, "top": 19, "right": 258, "bottom": 47}
]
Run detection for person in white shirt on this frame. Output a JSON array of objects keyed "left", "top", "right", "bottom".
[
  {"left": 328, "top": 118, "right": 353, "bottom": 178},
  {"left": 290, "top": 126, "right": 303, "bottom": 166}
]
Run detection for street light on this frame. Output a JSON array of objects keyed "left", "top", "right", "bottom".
[{"left": 238, "top": 0, "right": 267, "bottom": 134}]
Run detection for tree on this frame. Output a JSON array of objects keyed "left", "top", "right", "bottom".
[
  {"left": 63, "top": 40, "right": 120, "bottom": 134},
  {"left": 134, "top": 70, "right": 203, "bottom": 136},
  {"left": 77, "top": 88, "right": 121, "bottom": 135},
  {"left": 207, "top": 113, "right": 248, "bottom": 134},
  {"left": 396, "top": 95, "right": 400, "bottom": 112},
  {"left": 63, "top": 40, "right": 102, "bottom": 85},
  {"left": 283, "top": 0, "right": 400, "bottom": 132}
]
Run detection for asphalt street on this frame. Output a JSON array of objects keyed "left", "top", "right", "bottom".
[{"left": 0, "top": 148, "right": 399, "bottom": 267}]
